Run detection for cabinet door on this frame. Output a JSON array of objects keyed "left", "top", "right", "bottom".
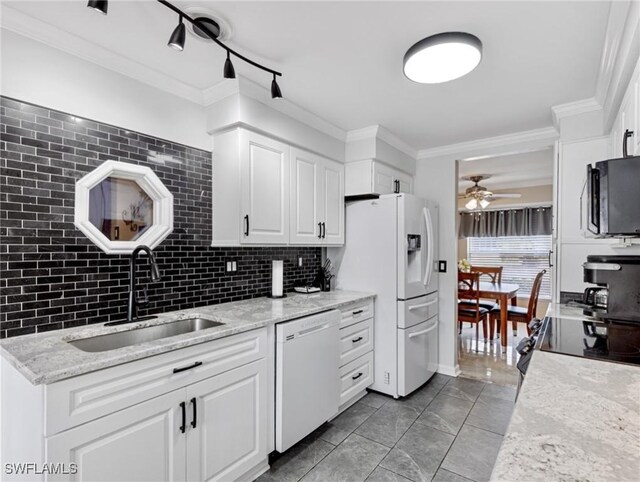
[
  {"left": 372, "top": 162, "right": 396, "bottom": 195},
  {"left": 290, "top": 148, "right": 323, "bottom": 245},
  {"left": 240, "top": 131, "right": 290, "bottom": 244},
  {"left": 46, "top": 390, "right": 186, "bottom": 482},
  {"left": 321, "top": 158, "right": 345, "bottom": 245},
  {"left": 395, "top": 170, "right": 414, "bottom": 194},
  {"left": 186, "top": 360, "right": 267, "bottom": 482}
]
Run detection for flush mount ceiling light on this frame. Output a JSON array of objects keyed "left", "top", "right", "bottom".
[
  {"left": 86, "top": 0, "right": 283, "bottom": 98},
  {"left": 403, "top": 32, "right": 482, "bottom": 84}
]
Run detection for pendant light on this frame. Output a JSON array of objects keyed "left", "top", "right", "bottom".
[
  {"left": 168, "top": 15, "right": 186, "bottom": 51},
  {"left": 404, "top": 32, "right": 482, "bottom": 84},
  {"left": 87, "top": 0, "right": 108, "bottom": 15},
  {"left": 271, "top": 74, "right": 283, "bottom": 99},
  {"left": 223, "top": 50, "right": 236, "bottom": 79}
]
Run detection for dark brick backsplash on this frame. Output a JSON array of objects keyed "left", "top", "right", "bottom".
[{"left": 0, "top": 97, "right": 321, "bottom": 338}]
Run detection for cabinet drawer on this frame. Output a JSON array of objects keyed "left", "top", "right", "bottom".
[
  {"left": 339, "top": 299, "right": 374, "bottom": 329},
  {"left": 339, "top": 318, "right": 373, "bottom": 367},
  {"left": 339, "top": 351, "right": 373, "bottom": 406},
  {"left": 46, "top": 329, "right": 267, "bottom": 436},
  {"left": 398, "top": 292, "right": 438, "bottom": 329}
]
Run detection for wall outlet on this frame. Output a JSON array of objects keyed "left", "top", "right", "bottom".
[
  {"left": 226, "top": 260, "right": 238, "bottom": 272},
  {"left": 298, "top": 257, "right": 303, "bottom": 267}
]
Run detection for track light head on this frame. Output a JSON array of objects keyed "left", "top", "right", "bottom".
[
  {"left": 87, "top": 0, "right": 108, "bottom": 15},
  {"left": 223, "top": 51, "right": 236, "bottom": 79},
  {"left": 271, "top": 75, "right": 282, "bottom": 99},
  {"left": 168, "top": 16, "right": 186, "bottom": 51}
]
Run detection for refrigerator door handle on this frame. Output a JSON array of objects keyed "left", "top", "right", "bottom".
[
  {"left": 408, "top": 321, "right": 438, "bottom": 339},
  {"left": 408, "top": 299, "right": 438, "bottom": 311},
  {"left": 423, "top": 207, "right": 434, "bottom": 288}
]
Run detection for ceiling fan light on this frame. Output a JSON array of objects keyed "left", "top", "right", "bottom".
[
  {"left": 87, "top": 0, "right": 108, "bottom": 15},
  {"left": 403, "top": 32, "right": 482, "bottom": 84},
  {"left": 479, "top": 199, "right": 490, "bottom": 209},
  {"left": 168, "top": 17, "right": 186, "bottom": 51},
  {"left": 465, "top": 199, "right": 478, "bottom": 210}
]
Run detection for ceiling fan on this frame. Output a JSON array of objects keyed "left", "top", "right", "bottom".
[{"left": 459, "top": 175, "right": 522, "bottom": 210}]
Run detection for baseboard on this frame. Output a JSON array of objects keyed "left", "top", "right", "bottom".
[
  {"left": 244, "top": 459, "right": 270, "bottom": 482},
  {"left": 436, "top": 363, "right": 461, "bottom": 377}
]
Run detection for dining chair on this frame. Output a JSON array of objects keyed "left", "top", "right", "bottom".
[
  {"left": 458, "top": 272, "right": 490, "bottom": 341},
  {"left": 470, "top": 266, "right": 504, "bottom": 334},
  {"left": 490, "top": 269, "right": 547, "bottom": 337}
]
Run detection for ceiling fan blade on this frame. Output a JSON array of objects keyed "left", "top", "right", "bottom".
[{"left": 489, "top": 193, "right": 522, "bottom": 198}]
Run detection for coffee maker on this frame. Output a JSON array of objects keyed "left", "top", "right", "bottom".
[{"left": 583, "top": 255, "right": 640, "bottom": 322}]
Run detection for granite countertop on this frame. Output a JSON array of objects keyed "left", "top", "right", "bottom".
[
  {"left": 491, "top": 324, "right": 640, "bottom": 480},
  {"left": 544, "top": 302, "right": 596, "bottom": 321},
  {"left": 1, "top": 290, "right": 374, "bottom": 386}
]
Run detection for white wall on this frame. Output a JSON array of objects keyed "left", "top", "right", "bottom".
[
  {"left": 0, "top": 30, "right": 210, "bottom": 151},
  {"left": 414, "top": 158, "right": 459, "bottom": 376}
]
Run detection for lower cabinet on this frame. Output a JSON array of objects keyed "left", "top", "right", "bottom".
[
  {"left": 46, "top": 359, "right": 267, "bottom": 482},
  {"left": 46, "top": 390, "right": 187, "bottom": 482},
  {"left": 186, "top": 361, "right": 267, "bottom": 482}
]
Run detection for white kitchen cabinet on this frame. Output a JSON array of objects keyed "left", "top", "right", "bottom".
[
  {"left": 186, "top": 360, "right": 267, "bottom": 482},
  {"left": 240, "top": 131, "right": 290, "bottom": 244},
  {"left": 289, "top": 147, "right": 344, "bottom": 245},
  {"left": 2, "top": 329, "right": 269, "bottom": 482},
  {"left": 610, "top": 64, "right": 639, "bottom": 158},
  {"left": 213, "top": 128, "right": 343, "bottom": 246},
  {"left": 46, "top": 390, "right": 187, "bottom": 482},
  {"left": 345, "top": 159, "right": 413, "bottom": 197}
]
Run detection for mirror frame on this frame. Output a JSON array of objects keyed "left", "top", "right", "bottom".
[{"left": 74, "top": 160, "right": 174, "bottom": 254}]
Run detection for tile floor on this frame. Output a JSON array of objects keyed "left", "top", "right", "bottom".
[
  {"left": 457, "top": 322, "right": 527, "bottom": 386},
  {"left": 258, "top": 375, "right": 516, "bottom": 482}
]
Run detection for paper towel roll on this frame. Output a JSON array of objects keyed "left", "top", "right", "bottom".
[{"left": 272, "top": 260, "right": 283, "bottom": 297}]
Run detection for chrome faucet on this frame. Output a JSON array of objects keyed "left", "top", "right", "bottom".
[{"left": 127, "top": 245, "right": 162, "bottom": 322}]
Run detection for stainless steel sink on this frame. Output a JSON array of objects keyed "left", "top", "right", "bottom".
[{"left": 68, "top": 318, "right": 225, "bottom": 352}]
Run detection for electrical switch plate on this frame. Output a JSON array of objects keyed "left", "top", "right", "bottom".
[
  {"left": 438, "top": 260, "right": 447, "bottom": 273},
  {"left": 232, "top": 261, "right": 237, "bottom": 271},
  {"left": 298, "top": 257, "right": 303, "bottom": 267},
  {"left": 226, "top": 261, "right": 232, "bottom": 272}
]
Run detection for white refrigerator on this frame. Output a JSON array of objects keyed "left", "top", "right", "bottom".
[{"left": 328, "top": 193, "right": 439, "bottom": 398}]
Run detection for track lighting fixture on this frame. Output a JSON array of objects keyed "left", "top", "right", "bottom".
[
  {"left": 271, "top": 74, "right": 283, "bottom": 99},
  {"left": 87, "top": 0, "right": 108, "bottom": 15},
  {"left": 168, "top": 15, "right": 186, "bottom": 51},
  {"left": 223, "top": 50, "right": 236, "bottom": 79},
  {"left": 86, "top": 0, "right": 283, "bottom": 99}
]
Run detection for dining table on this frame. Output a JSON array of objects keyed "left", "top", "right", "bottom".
[{"left": 477, "top": 281, "right": 520, "bottom": 348}]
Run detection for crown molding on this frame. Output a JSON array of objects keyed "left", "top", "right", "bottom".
[
  {"left": 346, "top": 125, "right": 417, "bottom": 159},
  {"left": 203, "top": 75, "right": 347, "bottom": 142},
  {"left": 551, "top": 97, "right": 602, "bottom": 129},
  {"left": 0, "top": 5, "right": 204, "bottom": 105},
  {"left": 417, "top": 126, "right": 558, "bottom": 161}
]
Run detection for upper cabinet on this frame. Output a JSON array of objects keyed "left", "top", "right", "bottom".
[
  {"left": 212, "top": 128, "right": 344, "bottom": 246},
  {"left": 290, "top": 148, "right": 344, "bottom": 245},
  {"left": 240, "top": 132, "right": 290, "bottom": 244},
  {"left": 345, "top": 159, "right": 413, "bottom": 198}
]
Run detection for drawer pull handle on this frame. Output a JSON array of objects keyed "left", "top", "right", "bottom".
[
  {"left": 190, "top": 397, "right": 197, "bottom": 429},
  {"left": 179, "top": 402, "right": 186, "bottom": 433},
  {"left": 352, "top": 310, "right": 364, "bottom": 315},
  {"left": 352, "top": 372, "right": 363, "bottom": 380},
  {"left": 408, "top": 300, "right": 437, "bottom": 311},
  {"left": 173, "top": 361, "right": 203, "bottom": 374},
  {"left": 352, "top": 336, "right": 363, "bottom": 343}
]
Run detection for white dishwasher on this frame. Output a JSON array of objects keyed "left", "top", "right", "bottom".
[{"left": 275, "top": 309, "right": 340, "bottom": 452}]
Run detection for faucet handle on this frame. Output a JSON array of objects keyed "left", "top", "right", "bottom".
[{"left": 137, "top": 287, "right": 150, "bottom": 307}]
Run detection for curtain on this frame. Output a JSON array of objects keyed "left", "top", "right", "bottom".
[{"left": 459, "top": 206, "right": 552, "bottom": 238}]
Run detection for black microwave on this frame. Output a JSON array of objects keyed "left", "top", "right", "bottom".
[{"left": 587, "top": 156, "right": 640, "bottom": 237}]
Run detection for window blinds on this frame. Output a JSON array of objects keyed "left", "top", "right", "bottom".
[{"left": 467, "top": 235, "right": 552, "bottom": 299}]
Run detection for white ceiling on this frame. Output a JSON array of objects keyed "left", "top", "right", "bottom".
[
  {"left": 3, "top": 1, "right": 611, "bottom": 150},
  {"left": 458, "top": 148, "right": 554, "bottom": 192}
]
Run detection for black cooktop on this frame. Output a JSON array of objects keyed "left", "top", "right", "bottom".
[{"left": 538, "top": 316, "right": 640, "bottom": 366}]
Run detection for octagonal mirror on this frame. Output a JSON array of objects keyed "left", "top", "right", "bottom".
[{"left": 75, "top": 160, "right": 173, "bottom": 254}]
